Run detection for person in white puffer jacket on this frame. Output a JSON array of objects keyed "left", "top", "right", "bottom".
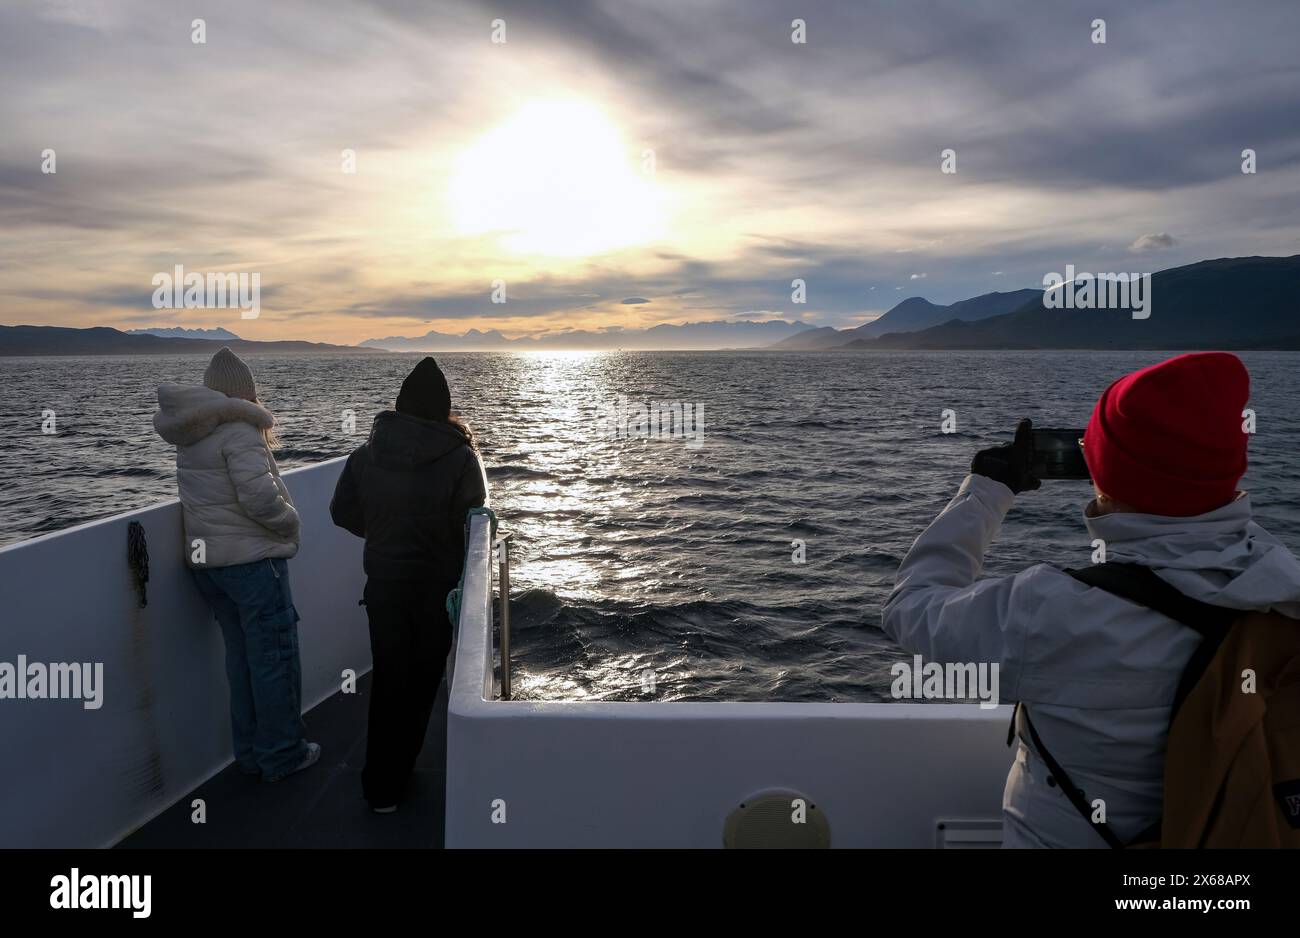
[{"left": 154, "top": 347, "right": 319, "bottom": 783}]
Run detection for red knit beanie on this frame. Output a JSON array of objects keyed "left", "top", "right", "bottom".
[{"left": 1083, "top": 352, "right": 1249, "bottom": 517}]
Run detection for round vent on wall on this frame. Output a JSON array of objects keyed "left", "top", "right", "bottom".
[{"left": 723, "top": 790, "right": 831, "bottom": 849}]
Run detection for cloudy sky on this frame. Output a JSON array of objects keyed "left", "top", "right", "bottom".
[{"left": 2, "top": 0, "right": 1298, "bottom": 344}]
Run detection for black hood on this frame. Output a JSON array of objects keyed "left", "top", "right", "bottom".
[{"left": 367, "top": 410, "right": 469, "bottom": 469}]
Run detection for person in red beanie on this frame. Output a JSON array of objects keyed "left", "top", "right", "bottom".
[
  {"left": 1084, "top": 352, "right": 1251, "bottom": 517},
  {"left": 882, "top": 352, "right": 1300, "bottom": 848}
]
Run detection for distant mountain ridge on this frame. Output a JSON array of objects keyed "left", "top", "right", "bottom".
[
  {"left": 127, "top": 326, "right": 242, "bottom": 341},
  {"left": 0, "top": 325, "right": 376, "bottom": 356},
  {"left": 855, "top": 255, "right": 1300, "bottom": 349},
  {"left": 362, "top": 318, "right": 816, "bottom": 351},
  {"left": 362, "top": 328, "right": 514, "bottom": 351},
  {"left": 771, "top": 289, "right": 1041, "bottom": 349},
  {"left": 11, "top": 256, "right": 1298, "bottom": 355}
]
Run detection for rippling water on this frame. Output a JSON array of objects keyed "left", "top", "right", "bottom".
[{"left": 3, "top": 350, "right": 1299, "bottom": 702}]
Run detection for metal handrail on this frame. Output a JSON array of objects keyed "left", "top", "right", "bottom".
[{"left": 494, "top": 532, "right": 513, "bottom": 700}]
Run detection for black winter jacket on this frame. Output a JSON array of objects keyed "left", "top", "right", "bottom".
[{"left": 330, "top": 411, "right": 487, "bottom": 582}]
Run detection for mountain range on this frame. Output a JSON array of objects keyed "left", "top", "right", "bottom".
[
  {"left": 6, "top": 255, "right": 1299, "bottom": 355},
  {"left": 856, "top": 255, "right": 1300, "bottom": 350},
  {"left": 126, "top": 326, "right": 242, "bottom": 341},
  {"left": 0, "top": 325, "right": 375, "bottom": 356},
  {"left": 772, "top": 289, "right": 1042, "bottom": 349},
  {"left": 361, "top": 319, "right": 815, "bottom": 351}
]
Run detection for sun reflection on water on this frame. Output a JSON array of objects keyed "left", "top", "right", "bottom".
[{"left": 475, "top": 350, "right": 721, "bottom": 700}]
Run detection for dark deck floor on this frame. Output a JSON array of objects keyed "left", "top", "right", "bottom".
[{"left": 117, "top": 672, "right": 447, "bottom": 849}]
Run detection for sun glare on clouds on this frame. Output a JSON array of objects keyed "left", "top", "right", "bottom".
[{"left": 448, "top": 100, "right": 667, "bottom": 257}]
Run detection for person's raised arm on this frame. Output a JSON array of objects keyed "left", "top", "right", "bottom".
[{"left": 880, "top": 419, "right": 1040, "bottom": 679}]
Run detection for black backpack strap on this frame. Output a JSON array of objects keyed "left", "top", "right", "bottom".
[
  {"left": 1065, "top": 562, "right": 1236, "bottom": 634},
  {"left": 1066, "top": 563, "right": 1237, "bottom": 718},
  {"left": 1013, "top": 703, "right": 1127, "bottom": 849},
  {"left": 1007, "top": 562, "right": 1239, "bottom": 848}
]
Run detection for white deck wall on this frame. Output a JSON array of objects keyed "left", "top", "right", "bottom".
[
  {"left": 0, "top": 458, "right": 371, "bottom": 848},
  {"left": 446, "top": 513, "right": 1014, "bottom": 848}
]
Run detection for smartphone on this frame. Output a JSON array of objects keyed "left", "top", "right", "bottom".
[{"left": 1030, "top": 428, "right": 1090, "bottom": 480}]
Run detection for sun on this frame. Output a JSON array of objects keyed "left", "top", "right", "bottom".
[{"left": 447, "top": 100, "right": 666, "bottom": 257}]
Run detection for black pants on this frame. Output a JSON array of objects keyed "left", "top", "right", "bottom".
[{"left": 361, "top": 577, "right": 454, "bottom": 808}]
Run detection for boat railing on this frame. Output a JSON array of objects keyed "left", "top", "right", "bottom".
[{"left": 493, "top": 532, "right": 513, "bottom": 700}]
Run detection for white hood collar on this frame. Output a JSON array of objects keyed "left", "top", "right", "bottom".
[
  {"left": 1084, "top": 493, "right": 1300, "bottom": 617},
  {"left": 153, "top": 383, "right": 273, "bottom": 447}
]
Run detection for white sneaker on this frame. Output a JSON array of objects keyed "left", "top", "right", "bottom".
[{"left": 372, "top": 804, "right": 398, "bottom": 815}]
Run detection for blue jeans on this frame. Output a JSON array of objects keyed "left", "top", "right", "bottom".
[{"left": 193, "top": 558, "right": 308, "bottom": 780}]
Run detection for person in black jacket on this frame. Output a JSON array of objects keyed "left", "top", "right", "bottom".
[{"left": 330, "top": 357, "right": 488, "bottom": 813}]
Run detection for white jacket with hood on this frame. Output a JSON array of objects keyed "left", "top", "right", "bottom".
[
  {"left": 882, "top": 473, "right": 1300, "bottom": 849},
  {"left": 154, "top": 384, "right": 300, "bottom": 569}
]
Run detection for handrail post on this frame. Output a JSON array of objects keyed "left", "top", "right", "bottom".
[{"left": 495, "top": 532, "right": 513, "bottom": 700}]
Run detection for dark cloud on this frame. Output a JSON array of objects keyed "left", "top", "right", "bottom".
[{"left": 469, "top": 0, "right": 1300, "bottom": 191}]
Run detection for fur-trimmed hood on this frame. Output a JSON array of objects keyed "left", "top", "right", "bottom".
[{"left": 154, "top": 383, "right": 274, "bottom": 447}]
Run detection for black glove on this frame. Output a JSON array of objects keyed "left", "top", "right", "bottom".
[{"left": 971, "top": 418, "right": 1041, "bottom": 494}]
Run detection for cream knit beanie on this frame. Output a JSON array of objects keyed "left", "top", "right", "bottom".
[{"left": 204, "top": 347, "right": 258, "bottom": 401}]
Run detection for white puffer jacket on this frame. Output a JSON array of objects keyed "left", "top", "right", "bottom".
[{"left": 154, "top": 384, "right": 300, "bottom": 569}]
